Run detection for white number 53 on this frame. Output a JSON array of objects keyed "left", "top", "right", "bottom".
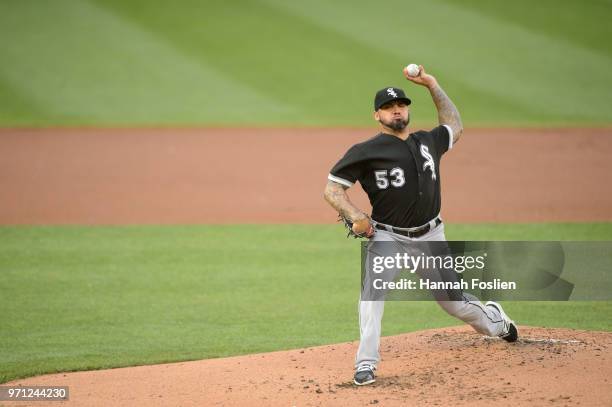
[{"left": 374, "top": 167, "right": 405, "bottom": 189}]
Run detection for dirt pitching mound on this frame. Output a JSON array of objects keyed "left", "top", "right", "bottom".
[{"left": 4, "top": 326, "right": 610, "bottom": 406}]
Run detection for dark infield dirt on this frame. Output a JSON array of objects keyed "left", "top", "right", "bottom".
[{"left": 1, "top": 127, "right": 611, "bottom": 224}]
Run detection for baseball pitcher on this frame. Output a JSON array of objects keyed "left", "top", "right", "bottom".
[{"left": 324, "top": 65, "right": 519, "bottom": 386}]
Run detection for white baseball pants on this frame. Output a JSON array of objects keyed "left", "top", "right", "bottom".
[{"left": 355, "top": 223, "right": 506, "bottom": 369}]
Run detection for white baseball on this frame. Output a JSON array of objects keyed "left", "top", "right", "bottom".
[{"left": 406, "top": 64, "right": 420, "bottom": 77}]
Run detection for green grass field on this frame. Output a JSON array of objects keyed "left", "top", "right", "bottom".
[
  {"left": 1, "top": 223, "right": 611, "bottom": 383},
  {"left": 0, "top": 0, "right": 611, "bottom": 126}
]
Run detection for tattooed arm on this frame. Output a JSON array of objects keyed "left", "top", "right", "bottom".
[
  {"left": 428, "top": 82, "right": 463, "bottom": 144},
  {"left": 324, "top": 180, "right": 373, "bottom": 236},
  {"left": 403, "top": 65, "right": 463, "bottom": 144}
]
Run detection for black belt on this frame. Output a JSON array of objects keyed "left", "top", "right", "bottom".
[{"left": 375, "top": 217, "right": 442, "bottom": 238}]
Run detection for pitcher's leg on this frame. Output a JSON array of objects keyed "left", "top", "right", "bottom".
[
  {"left": 437, "top": 293, "right": 504, "bottom": 337},
  {"left": 355, "top": 230, "right": 397, "bottom": 368},
  {"left": 355, "top": 299, "right": 385, "bottom": 368},
  {"left": 418, "top": 225, "right": 508, "bottom": 337}
]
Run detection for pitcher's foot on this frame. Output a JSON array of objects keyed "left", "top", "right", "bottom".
[
  {"left": 354, "top": 364, "right": 376, "bottom": 386},
  {"left": 486, "top": 301, "right": 518, "bottom": 342}
]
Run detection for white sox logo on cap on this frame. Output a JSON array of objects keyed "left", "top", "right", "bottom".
[
  {"left": 420, "top": 145, "right": 436, "bottom": 180},
  {"left": 374, "top": 87, "right": 411, "bottom": 110}
]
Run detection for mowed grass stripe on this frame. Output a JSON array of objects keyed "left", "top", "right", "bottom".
[
  {"left": 1, "top": 223, "right": 611, "bottom": 382},
  {"left": 451, "top": 0, "right": 612, "bottom": 57},
  {"left": 0, "top": 79, "right": 49, "bottom": 126},
  {"left": 264, "top": 0, "right": 612, "bottom": 125},
  {"left": 95, "top": 0, "right": 402, "bottom": 126},
  {"left": 1, "top": 0, "right": 610, "bottom": 126},
  {"left": 0, "top": 0, "right": 293, "bottom": 126},
  {"left": 267, "top": 0, "right": 553, "bottom": 127}
]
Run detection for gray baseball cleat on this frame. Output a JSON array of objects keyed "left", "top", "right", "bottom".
[
  {"left": 353, "top": 364, "right": 376, "bottom": 386},
  {"left": 486, "top": 301, "right": 518, "bottom": 342}
]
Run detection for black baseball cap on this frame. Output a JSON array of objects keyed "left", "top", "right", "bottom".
[{"left": 374, "top": 87, "right": 411, "bottom": 111}]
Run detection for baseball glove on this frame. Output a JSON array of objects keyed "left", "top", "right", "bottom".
[{"left": 338, "top": 215, "right": 375, "bottom": 239}]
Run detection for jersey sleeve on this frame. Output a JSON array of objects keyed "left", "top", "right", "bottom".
[
  {"left": 328, "top": 144, "right": 367, "bottom": 187},
  {"left": 429, "top": 125, "right": 454, "bottom": 157}
]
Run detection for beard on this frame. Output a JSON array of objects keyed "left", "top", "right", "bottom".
[{"left": 380, "top": 115, "right": 409, "bottom": 131}]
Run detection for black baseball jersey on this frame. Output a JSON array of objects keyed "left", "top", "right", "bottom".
[{"left": 328, "top": 125, "right": 453, "bottom": 228}]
